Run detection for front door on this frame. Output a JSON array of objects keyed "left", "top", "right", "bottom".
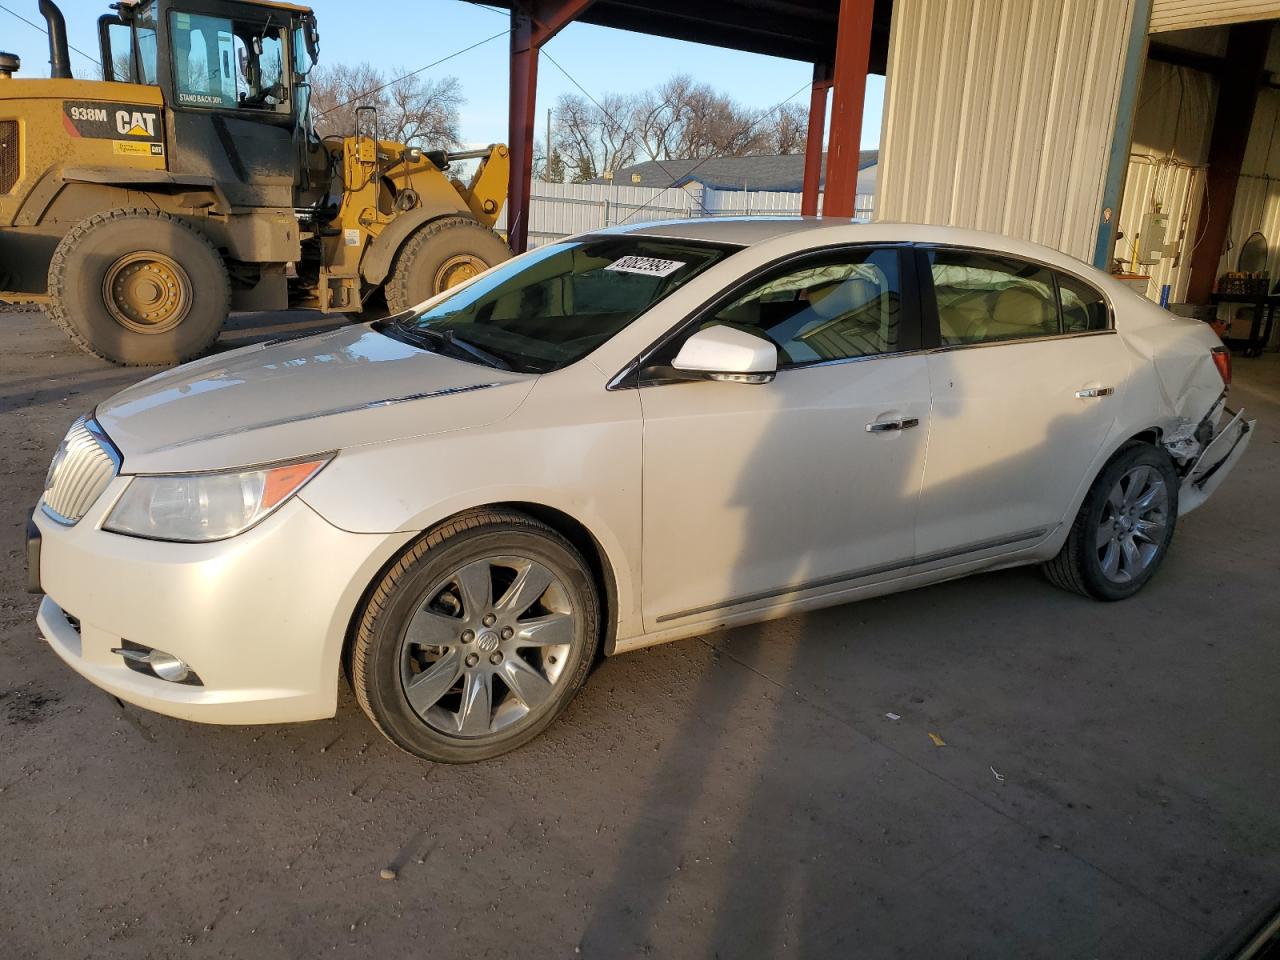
[
  {"left": 913, "top": 247, "right": 1132, "bottom": 559},
  {"left": 637, "top": 246, "right": 931, "bottom": 629}
]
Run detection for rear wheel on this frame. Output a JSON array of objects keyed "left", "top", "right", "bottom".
[
  {"left": 47, "top": 209, "right": 229, "bottom": 365},
  {"left": 1043, "top": 442, "right": 1179, "bottom": 601},
  {"left": 383, "top": 216, "right": 511, "bottom": 314},
  {"left": 352, "top": 510, "right": 600, "bottom": 763}
]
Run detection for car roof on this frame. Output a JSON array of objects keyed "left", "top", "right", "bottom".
[
  {"left": 599, "top": 216, "right": 845, "bottom": 245},
  {"left": 599, "top": 216, "right": 1108, "bottom": 281}
]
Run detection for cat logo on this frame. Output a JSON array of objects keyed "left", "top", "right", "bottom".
[
  {"left": 115, "top": 110, "right": 158, "bottom": 138},
  {"left": 62, "top": 100, "right": 162, "bottom": 143}
]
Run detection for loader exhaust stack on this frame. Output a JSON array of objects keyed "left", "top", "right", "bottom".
[{"left": 38, "top": 0, "right": 72, "bottom": 79}]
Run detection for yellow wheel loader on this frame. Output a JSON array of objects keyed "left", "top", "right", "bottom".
[{"left": 0, "top": 0, "right": 511, "bottom": 365}]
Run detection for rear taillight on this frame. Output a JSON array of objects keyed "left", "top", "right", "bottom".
[{"left": 1211, "top": 346, "right": 1232, "bottom": 387}]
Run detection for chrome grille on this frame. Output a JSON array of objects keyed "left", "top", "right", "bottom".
[{"left": 41, "top": 417, "right": 120, "bottom": 525}]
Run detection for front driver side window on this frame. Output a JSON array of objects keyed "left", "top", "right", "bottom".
[
  {"left": 698, "top": 248, "right": 906, "bottom": 366},
  {"left": 928, "top": 250, "right": 1058, "bottom": 345},
  {"left": 170, "top": 12, "right": 287, "bottom": 112}
]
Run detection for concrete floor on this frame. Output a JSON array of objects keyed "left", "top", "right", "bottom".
[{"left": 1, "top": 308, "right": 1277, "bottom": 960}]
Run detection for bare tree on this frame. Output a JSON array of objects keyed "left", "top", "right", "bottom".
[
  {"left": 552, "top": 74, "right": 808, "bottom": 182},
  {"left": 553, "top": 92, "right": 641, "bottom": 182},
  {"left": 764, "top": 102, "right": 809, "bottom": 155},
  {"left": 309, "top": 63, "right": 464, "bottom": 150}
]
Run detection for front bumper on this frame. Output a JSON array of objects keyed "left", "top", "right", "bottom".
[{"left": 32, "top": 487, "right": 412, "bottom": 725}]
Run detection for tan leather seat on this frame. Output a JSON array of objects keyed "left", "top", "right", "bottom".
[{"left": 980, "top": 286, "right": 1053, "bottom": 340}]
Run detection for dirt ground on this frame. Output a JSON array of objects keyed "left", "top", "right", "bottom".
[{"left": 1, "top": 307, "right": 1277, "bottom": 960}]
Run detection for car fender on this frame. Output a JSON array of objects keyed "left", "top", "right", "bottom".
[
  {"left": 298, "top": 376, "right": 645, "bottom": 640},
  {"left": 307, "top": 471, "right": 643, "bottom": 644}
]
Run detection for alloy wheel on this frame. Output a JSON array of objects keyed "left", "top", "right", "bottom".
[
  {"left": 1097, "top": 465, "right": 1169, "bottom": 584},
  {"left": 398, "top": 555, "right": 575, "bottom": 738}
]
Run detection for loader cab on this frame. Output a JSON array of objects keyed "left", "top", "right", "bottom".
[{"left": 97, "top": 0, "right": 321, "bottom": 207}]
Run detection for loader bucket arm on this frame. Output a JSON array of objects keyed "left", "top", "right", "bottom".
[{"left": 454, "top": 144, "right": 509, "bottom": 229}]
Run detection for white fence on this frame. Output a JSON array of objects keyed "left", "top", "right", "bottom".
[{"left": 495, "top": 180, "right": 876, "bottom": 247}]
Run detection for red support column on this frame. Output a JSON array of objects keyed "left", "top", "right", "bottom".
[
  {"left": 508, "top": 10, "right": 539, "bottom": 254},
  {"left": 801, "top": 61, "right": 832, "bottom": 217},
  {"left": 507, "top": 0, "right": 598, "bottom": 254},
  {"left": 823, "top": 0, "right": 875, "bottom": 218},
  {"left": 1186, "top": 24, "right": 1269, "bottom": 304}
]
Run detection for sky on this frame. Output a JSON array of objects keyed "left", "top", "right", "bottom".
[{"left": 0, "top": 0, "right": 886, "bottom": 152}]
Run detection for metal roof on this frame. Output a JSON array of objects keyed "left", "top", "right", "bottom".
[
  {"left": 466, "top": 0, "right": 894, "bottom": 71},
  {"left": 597, "top": 151, "right": 879, "bottom": 191}
]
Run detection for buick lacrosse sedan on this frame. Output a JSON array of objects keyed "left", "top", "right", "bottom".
[{"left": 29, "top": 218, "right": 1252, "bottom": 762}]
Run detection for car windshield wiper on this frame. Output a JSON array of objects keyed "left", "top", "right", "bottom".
[
  {"left": 437, "top": 330, "right": 514, "bottom": 371},
  {"left": 388, "top": 322, "right": 512, "bottom": 371}
]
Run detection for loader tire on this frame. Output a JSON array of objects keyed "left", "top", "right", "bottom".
[
  {"left": 383, "top": 216, "right": 511, "bottom": 314},
  {"left": 47, "top": 209, "right": 230, "bottom": 366}
]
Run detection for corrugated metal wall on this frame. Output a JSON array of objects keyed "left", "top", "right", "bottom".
[
  {"left": 1150, "top": 0, "right": 1280, "bottom": 33},
  {"left": 876, "top": 0, "right": 1137, "bottom": 264},
  {"left": 1115, "top": 59, "right": 1216, "bottom": 300},
  {"left": 1218, "top": 86, "right": 1280, "bottom": 277}
]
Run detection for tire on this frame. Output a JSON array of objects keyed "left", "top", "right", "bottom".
[
  {"left": 383, "top": 216, "right": 511, "bottom": 314},
  {"left": 1043, "top": 442, "right": 1179, "bottom": 601},
  {"left": 351, "top": 509, "right": 600, "bottom": 763},
  {"left": 47, "top": 209, "right": 229, "bottom": 366}
]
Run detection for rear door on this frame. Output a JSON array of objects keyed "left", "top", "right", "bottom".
[
  {"left": 913, "top": 247, "right": 1131, "bottom": 560},
  {"left": 637, "top": 246, "right": 931, "bottom": 629}
]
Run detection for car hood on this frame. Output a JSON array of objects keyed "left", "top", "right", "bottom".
[{"left": 96, "top": 325, "right": 536, "bottom": 474}]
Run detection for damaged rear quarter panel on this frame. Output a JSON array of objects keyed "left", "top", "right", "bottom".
[{"left": 1114, "top": 289, "right": 1226, "bottom": 457}]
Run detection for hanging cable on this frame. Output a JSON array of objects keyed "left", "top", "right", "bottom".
[
  {"left": 609, "top": 79, "right": 813, "bottom": 226},
  {"left": 540, "top": 49, "right": 702, "bottom": 209},
  {"left": 468, "top": 2, "right": 822, "bottom": 227},
  {"left": 0, "top": 2, "right": 101, "bottom": 68},
  {"left": 314, "top": 30, "right": 507, "bottom": 118}
]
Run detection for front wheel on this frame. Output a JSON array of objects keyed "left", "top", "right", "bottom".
[
  {"left": 382, "top": 216, "right": 511, "bottom": 314},
  {"left": 46, "top": 209, "right": 229, "bottom": 365},
  {"left": 351, "top": 510, "right": 600, "bottom": 763},
  {"left": 1043, "top": 442, "right": 1179, "bottom": 601}
]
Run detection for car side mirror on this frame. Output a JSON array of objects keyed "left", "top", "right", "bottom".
[{"left": 670, "top": 325, "right": 777, "bottom": 384}]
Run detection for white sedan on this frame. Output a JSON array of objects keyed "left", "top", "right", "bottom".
[{"left": 29, "top": 219, "right": 1253, "bottom": 762}]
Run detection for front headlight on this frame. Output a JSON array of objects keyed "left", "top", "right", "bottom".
[{"left": 103, "top": 457, "right": 330, "bottom": 542}]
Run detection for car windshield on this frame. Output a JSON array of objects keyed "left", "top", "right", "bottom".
[{"left": 380, "top": 237, "right": 736, "bottom": 374}]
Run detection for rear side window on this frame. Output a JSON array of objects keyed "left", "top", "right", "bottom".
[
  {"left": 927, "top": 249, "right": 1057, "bottom": 345},
  {"left": 698, "top": 247, "right": 908, "bottom": 366},
  {"left": 1057, "top": 272, "right": 1109, "bottom": 332}
]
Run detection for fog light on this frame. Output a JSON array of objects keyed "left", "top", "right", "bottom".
[
  {"left": 111, "top": 645, "right": 194, "bottom": 684},
  {"left": 147, "top": 651, "right": 191, "bottom": 683}
]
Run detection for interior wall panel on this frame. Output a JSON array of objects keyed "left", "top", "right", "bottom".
[
  {"left": 1115, "top": 59, "right": 1216, "bottom": 301},
  {"left": 1150, "top": 0, "right": 1280, "bottom": 33}
]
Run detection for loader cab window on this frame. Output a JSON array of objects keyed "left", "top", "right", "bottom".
[
  {"left": 169, "top": 11, "right": 289, "bottom": 113},
  {"left": 100, "top": 4, "right": 158, "bottom": 85}
]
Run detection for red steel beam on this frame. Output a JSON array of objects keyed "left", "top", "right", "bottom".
[
  {"left": 507, "top": 0, "right": 597, "bottom": 253},
  {"left": 822, "top": 0, "right": 874, "bottom": 218},
  {"left": 1186, "top": 24, "right": 1269, "bottom": 304},
  {"left": 801, "top": 60, "right": 832, "bottom": 217}
]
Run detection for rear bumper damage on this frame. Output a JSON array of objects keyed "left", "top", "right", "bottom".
[{"left": 1177, "top": 406, "right": 1254, "bottom": 514}]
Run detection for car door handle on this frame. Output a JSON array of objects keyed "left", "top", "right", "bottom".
[
  {"left": 866, "top": 417, "right": 920, "bottom": 433},
  {"left": 1075, "top": 387, "right": 1115, "bottom": 398}
]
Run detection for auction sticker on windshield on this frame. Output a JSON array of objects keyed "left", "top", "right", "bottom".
[{"left": 605, "top": 256, "right": 687, "bottom": 277}]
